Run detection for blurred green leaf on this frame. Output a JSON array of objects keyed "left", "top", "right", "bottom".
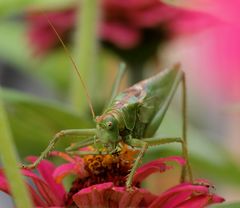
[
  {"left": 32, "top": 50, "right": 71, "bottom": 94},
  {"left": 212, "top": 203, "right": 240, "bottom": 208},
  {"left": 0, "top": 0, "right": 75, "bottom": 17},
  {"left": 0, "top": 21, "right": 31, "bottom": 69},
  {"left": 0, "top": 88, "right": 33, "bottom": 207},
  {"left": 1, "top": 88, "right": 92, "bottom": 157},
  {"left": 0, "top": 20, "right": 73, "bottom": 95}
]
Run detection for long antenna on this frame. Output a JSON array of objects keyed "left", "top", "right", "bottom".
[{"left": 45, "top": 16, "right": 96, "bottom": 119}]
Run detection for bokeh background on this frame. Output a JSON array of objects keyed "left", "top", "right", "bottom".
[{"left": 0, "top": 0, "right": 239, "bottom": 207}]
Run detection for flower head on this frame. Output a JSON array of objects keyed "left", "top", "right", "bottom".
[
  {"left": 26, "top": 0, "right": 219, "bottom": 57},
  {"left": 0, "top": 146, "right": 225, "bottom": 207}
]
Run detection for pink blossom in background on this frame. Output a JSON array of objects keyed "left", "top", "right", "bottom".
[
  {"left": 26, "top": 8, "right": 76, "bottom": 55},
  {"left": 163, "top": 0, "right": 240, "bottom": 102},
  {"left": 26, "top": 0, "right": 220, "bottom": 55},
  {"left": 26, "top": 0, "right": 240, "bottom": 100}
]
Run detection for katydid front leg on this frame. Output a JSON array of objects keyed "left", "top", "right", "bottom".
[
  {"left": 66, "top": 150, "right": 111, "bottom": 156},
  {"left": 66, "top": 140, "right": 121, "bottom": 156},
  {"left": 21, "top": 129, "right": 96, "bottom": 169},
  {"left": 65, "top": 136, "right": 97, "bottom": 152},
  {"left": 125, "top": 138, "right": 148, "bottom": 189}
]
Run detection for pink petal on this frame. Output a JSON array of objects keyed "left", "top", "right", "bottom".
[
  {"left": 119, "top": 188, "right": 157, "bottom": 208},
  {"left": 53, "top": 162, "right": 88, "bottom": 183},
  {"left": 149, "top": 183, "right": 209, "bottom": 208},
  {"left": 174, "top": 0, "right": 240, "bottom": 24},
  {"left": 160, "top": 190, "right": 194, "bottom": 208},
  {"left": 26, "top": 9, "right": 75, "bottom": 55},
  {"left": 21, "top": 169, "right": 64, "bottom": 206},
  {"left": 100, "top": 22, "right": 140, "bottom": 48},
  {"left": 211, "top": 194, "right": 225, "bottom": 203},
  {"left": 73, "top": 182, "right": 157, "bottom": 207},
  {"left": 133, "top": 156, "right": 185, "bottom": 184},
  {"left": 176, "top": 194, "right": 225, "bottom": 207},
  {"left": 26, "top": 156, "right": 65, "bottom": 202},
  {"left": 130, "top": 3, "right": 182, "bottom": 27},
  {"left": 50, "top": 151, "right": 76, "bottom": 163},
  {"left": 73, "top": 182, "right": 114, "bottom": 207},
  {"left": 0, "top": 169, "right": 47, "bottom": 206},
  {"left": 27, "top": 185, "right": 48, "bottom": 207},
  {"left": 170, "top": 9, "right": 221, "bottom": 35},
  {"left": 0, "top": 174, "right": 10, "bottom": 194}
]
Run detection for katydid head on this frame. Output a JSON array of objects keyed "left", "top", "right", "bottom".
[{"left": 96, "top": 115, "right": 120, "bottom": 152}]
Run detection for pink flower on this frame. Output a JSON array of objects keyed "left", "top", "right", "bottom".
[
  {"left": 73, "top": 181, "right": 224, "bottom": 208},
  {"left": 0, "top": 147, "right": 225, "bottom": 207},
  {"left": 26, "top": 0, "right": 219, "bottom": 55},
  {"left": 163, "top": 0, "right": 240, "bottom": 102},
  {"left": 26, "top": 8, "right": 75, "bottom": 55},
  {"left": 0, "top": 156, "right": 66, "bottom": 207}
]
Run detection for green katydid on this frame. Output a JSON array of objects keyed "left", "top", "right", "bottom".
[{"left": 22, "top": 20, "right": 193, "bottom": 189}]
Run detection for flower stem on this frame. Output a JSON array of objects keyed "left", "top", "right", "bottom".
[
  {"left": 69, "top": 0, "right": 100, "bottom": 116},
  {"left": 0, "top": 89, "right": 33, "bottom": 208}
]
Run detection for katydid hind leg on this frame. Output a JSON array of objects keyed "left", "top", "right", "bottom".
[
  {"left": 21, "top": 128, "right": 96, "bottom": 169},
  {"left": 143, "top": 70, "right": 192, "bottom": 182},
  {"left": 180, "top": 73, "right": 191, "bottom": 182}
]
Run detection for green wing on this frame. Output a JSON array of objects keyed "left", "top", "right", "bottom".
[{"left": 137, "top": 66, "right": 183, "bottom": 137}]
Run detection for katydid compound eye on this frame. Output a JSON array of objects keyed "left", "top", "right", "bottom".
[{"left": 107, "top": 121, "right": 113, "bottom": 129}]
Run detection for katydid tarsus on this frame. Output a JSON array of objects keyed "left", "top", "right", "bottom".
[{"left": 22, "top": 20, "right": 193, "bottom": 189}]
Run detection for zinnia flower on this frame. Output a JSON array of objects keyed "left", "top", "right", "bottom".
[
  {"left": 25, "top": 0, "right": 220, "bottom": 83},
  {"left": 0, "top": 146, "right": 224, "bottom": 207},
  {"left": 26, "top": 1, "right": 218, "bottom": 54}
]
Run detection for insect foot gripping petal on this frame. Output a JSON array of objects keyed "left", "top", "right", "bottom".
[{"left": 20, "top": 163, "right": 36, "bottom": 170}]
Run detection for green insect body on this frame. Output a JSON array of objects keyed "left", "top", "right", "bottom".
[
  {"left": 97, "top": 67, "right": 181, "bottom": 147},
  {"left": 22, "top": 64, "right": 192, "bottom": 189}
]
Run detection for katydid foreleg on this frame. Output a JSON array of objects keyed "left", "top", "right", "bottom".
[
  {"left": 125, "top": 138, "right": 148, "bottom": 189},
  {"left": 21, "top": 129, "right": 96, "bottom": 169},
  {"left": 65, "top": 136, "right": 97, "bottom": 152}
]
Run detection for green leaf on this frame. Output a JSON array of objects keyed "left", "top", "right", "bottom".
[
  {"left": 0, "top": 0, "right": 75, "bottom": 17},
  {"left": 0, "top": 88, "right": 33, "bottom": 207},
  {"left": 0, "top": 21, "right": 31, "bottom": 69},
  {"left": 1, "top": 88, "right": 92, "bottom": 157},
  {"left": 212, "top": 203, "right": 240, "bottom": 208}
]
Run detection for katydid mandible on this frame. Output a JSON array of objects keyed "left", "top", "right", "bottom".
[
  {"left": 22, "top": 64, "right": 192, "bottom": 188},
  {"left": 21, "top": 19, "right": 192, "bottom": 189}
]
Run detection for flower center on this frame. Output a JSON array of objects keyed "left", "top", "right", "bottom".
[{"left": 65, "top": 145, "right": 139, "bottom": 206}]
